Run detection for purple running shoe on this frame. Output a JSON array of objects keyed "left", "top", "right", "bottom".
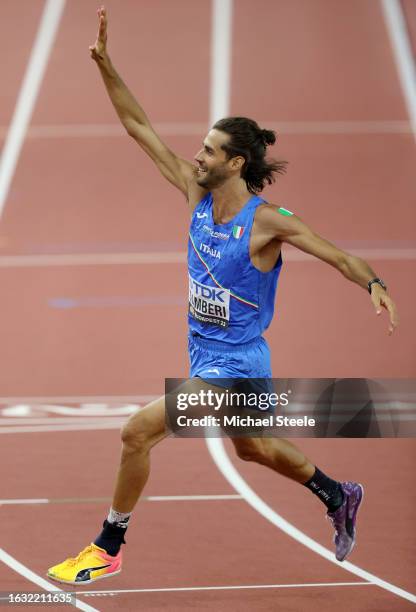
[{"left": 327, "top": 481, "right": 364, "bottom": 561}]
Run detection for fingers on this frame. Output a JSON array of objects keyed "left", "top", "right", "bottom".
[
  {"left": 371, "top": 292, "right": 399, "bottom": 335},
  {"left": 90, "top": 5, "right": 107, "bottom": 59},
  {"left": 385, "top": 299, "right": 399, "bottom": 335},
  {"left": 370, "top": 292, "right": 382, "bottom": 316},
  {"left": 97, "top": 6, "right": 107, "bottom": 31},
  {"left": 380, "top": 296, "right": 399, "bottom": 335},
  {"left": 98, "top": 8, "right": 107, "bottom": 45}
]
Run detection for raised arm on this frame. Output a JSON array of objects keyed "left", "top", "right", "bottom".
[
  {"left": 89, "top": 7, "right": 202, "bottom": 202},
  {"left": 256, "top": 205, "right": 399, "bottom": 334}
]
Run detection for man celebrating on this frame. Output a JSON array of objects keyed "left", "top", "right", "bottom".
[{"left": 47, "top": 7, "right": 398, "bottom": 585}]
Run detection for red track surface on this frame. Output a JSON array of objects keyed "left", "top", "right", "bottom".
[{"left": 0, "top": 1, "right": 415, "bottom": 611}]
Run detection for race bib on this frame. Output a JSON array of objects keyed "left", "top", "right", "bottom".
[{"left": 189, "top": 275, "right": 230, "bottom": 328}]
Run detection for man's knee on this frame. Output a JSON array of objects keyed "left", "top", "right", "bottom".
[
  {"left": 234, "top": 440, "right": 264, "bottom": 463},
  {"left": 121, "top": 414, "right": 153, "bottom": 453},
  {"left": 120, "top": 398, "right": 166, "bottom": 453}
]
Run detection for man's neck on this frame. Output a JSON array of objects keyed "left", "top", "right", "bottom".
[{"left": 211, "top": 180, "right": 251, "bottom": 223}]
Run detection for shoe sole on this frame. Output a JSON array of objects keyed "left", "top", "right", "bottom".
[
  {"left": 338, "top": 483, "right": 364, "bottom": 562},
  {"left": 46, "top": 568, "right": 121, "bottom": 586}
]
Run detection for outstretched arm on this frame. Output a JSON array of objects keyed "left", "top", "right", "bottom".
[
  {"left": 90, "top": 7, "right": 202, "bottom": 202},
  {"left": 257, "top": 206, "right": 399, "bottom": 334}
]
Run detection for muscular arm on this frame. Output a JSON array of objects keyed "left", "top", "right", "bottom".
[
  {"left": 257, "top": 205, "right": 399, "bottom": 334},
  {"left": 90, "top": 7, "right": 203, "bottom": 204}
]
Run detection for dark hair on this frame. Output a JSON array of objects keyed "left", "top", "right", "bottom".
[{"left": 212, "top": 116, "right": 287, "bottom": 194}]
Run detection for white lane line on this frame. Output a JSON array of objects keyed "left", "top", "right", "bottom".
[
  {"left": 210, "top": 0, "right": 233, "bottom": 124},
  {"left": 0, "top": 395, "right": 157, "bottom": 403},
  {"left": 76, "top": 582, "right": 372, "bottom": 596},
  {"left": 286, "top": 248, "right": 416, "bottom": 261},
  {"left": 0, "top": 423, "right": 126, "bottom": 434},
  {"left": 0, "top": 252, "right": 186, "bottom": 267},
  {"left": 0, "top": 123, "right": 207, "bottom": 139},
  {"left": 0, "top": 495, "right": 242, "bottom": 506},
  {"left": 0, "top": 0, "right": 66, "bottom": 219},
  {"left": 145, "top": 494, "right": 242, "bottom": 501},
  {"left": 206, "top": 437, "right": 416, "bottom": 605},
  {"left": 0, "top": 121, "right": 411, "bottom": 139},
  {"left": 266, "top": 120, "right": 413, "bottom": 135},
  {"left": 1, "top": 404, "right": 139, "bottom": 418},
  {"left": 0, "top": 247, "right": 413, "bottom": 268},
  {"left": 381, "top": 0, "right": 416, "bottom": 142},
  {"left": 0, "top": 417, "right": 135, "bottom": 426},
  {"left": 0, "top": 548, "right": 98, "bottom": 612},
  {"left": 0, "top": 499, "right": 49, "bottom": 505}
]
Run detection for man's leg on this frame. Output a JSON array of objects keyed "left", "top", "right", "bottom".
[
  {"left": 231, "top": 436, "right": 315, "bottom": 482},
  {"left": 231, "top": 436, "right": 363, "bottom": 561},
  {"left": 93, "top": 397, "right": 168, "bottom": 554},
  {"left": 47, "top": 396, "right": 167, "bottom": 585},
  {"left": 47, "top": 377, "right": 214, "bottom": 585},
  {"left": 112, "top": 397, "right": 168, "bottom": 512}
]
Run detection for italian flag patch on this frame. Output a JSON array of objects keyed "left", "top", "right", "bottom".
[
  {"left": 232, "top": 225, "right": 245, "bottom": 239},
  {"left": 278, "top": 206, "right": 294, "bottom": 216}
]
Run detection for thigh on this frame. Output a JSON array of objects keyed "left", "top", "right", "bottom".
[{"left": 125, "top": 378, "right": 227, "bottom": 446}]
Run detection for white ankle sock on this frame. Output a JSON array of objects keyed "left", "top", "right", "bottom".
[{"left": 107, "top": 508, "right": 131, "bottom": 528}]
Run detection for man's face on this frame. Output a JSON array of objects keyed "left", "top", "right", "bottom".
[{"left": 194, "top": 129, "right": 235, "bottom": 189}]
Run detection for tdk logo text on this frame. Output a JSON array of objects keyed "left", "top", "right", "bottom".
[{"left": 190, "top": 279, "right": 225, "bottom": 303}]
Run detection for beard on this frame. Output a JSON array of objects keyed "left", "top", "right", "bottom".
[{"left": 196, "top": 164, "right": 229, "bottom": 189}]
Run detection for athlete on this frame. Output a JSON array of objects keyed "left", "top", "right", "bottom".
[{"left": 47, "top": 7, "right": 398, "bottom": 585}]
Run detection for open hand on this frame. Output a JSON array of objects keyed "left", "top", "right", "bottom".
[
  {"left": 89, "top": 6, "right": 107, "bottom": 61},
  {"left": 371, "top": 286, "right": 399, "bottom": 335}
]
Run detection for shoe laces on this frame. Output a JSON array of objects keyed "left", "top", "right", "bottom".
[{"left": 66, "top": 544, "right": 96, "bottom": 566}]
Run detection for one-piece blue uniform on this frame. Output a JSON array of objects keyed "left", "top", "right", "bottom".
[{"left": 188, "top": 192, "right": 282, "bottom": 383}]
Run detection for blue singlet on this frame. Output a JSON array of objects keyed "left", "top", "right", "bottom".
[
  {"left": 188, "top": 192, "right": 282, "bottom": 343},
  {"left": 187, "top": 192, "right": 283, "bottom": 382}
]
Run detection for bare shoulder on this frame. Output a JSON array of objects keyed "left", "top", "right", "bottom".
[{"left": 255, "top": 202, "right": 297, "bottom": 232}]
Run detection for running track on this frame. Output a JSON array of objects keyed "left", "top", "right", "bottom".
[{"left": 0, "top": 1, "right": 415, "bottom": 611}]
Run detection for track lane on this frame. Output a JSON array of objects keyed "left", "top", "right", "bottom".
[
  {"left": 0, "top": 1, "right": 44, "bottom": 126},
  {"left": 0, "top": 0, "right": 414, "bottom": 609},
  {"left": 231, "top": 0, "right": 408, "bottom": 121},
  {"left": 221, "top": 437, "right": 416, "bottom": 594}
]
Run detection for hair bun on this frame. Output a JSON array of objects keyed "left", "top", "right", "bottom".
[{"left": 261, "top": 129, "right": 276, "bottom": 146}]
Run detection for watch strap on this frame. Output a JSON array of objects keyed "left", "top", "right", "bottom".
[{"left": 368, "top": 278, "right": 387, "bottom": 294}]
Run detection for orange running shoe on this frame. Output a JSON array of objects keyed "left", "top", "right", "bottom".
[{"left": 47, "top": 543, "right": 121, "bottom": 585}]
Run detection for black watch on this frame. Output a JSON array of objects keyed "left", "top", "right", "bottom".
[{"left": 368, "top": 278, "right": 387, "bottom": 294}]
